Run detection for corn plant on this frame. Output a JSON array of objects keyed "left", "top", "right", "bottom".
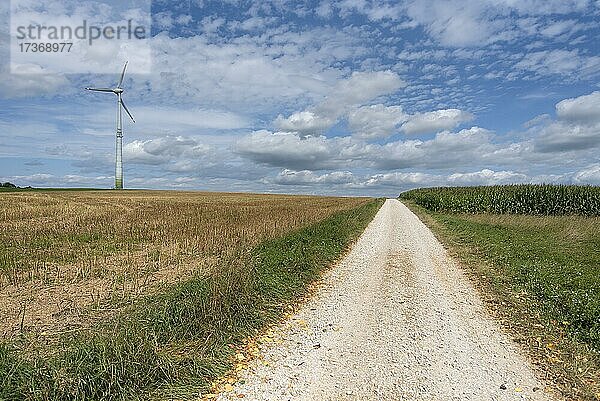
[{"left": 400, "top": 184, "right": 600, "bottom": 216}]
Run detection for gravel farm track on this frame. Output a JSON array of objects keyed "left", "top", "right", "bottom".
[{"left": 219, "top": 199, "right": 555, "bottom": 401}]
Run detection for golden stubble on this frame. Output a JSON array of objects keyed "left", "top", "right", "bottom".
[{"left": 0, "top": 190, "right": 370, "bottom": 340}]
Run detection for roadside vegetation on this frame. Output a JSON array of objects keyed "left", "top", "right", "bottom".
[
  {"left": 402, "top": 184, "right": 600, "bottom": 215},
  {"left": 0, "top": 190, "right": 382, "bottom": 400},
  {"left": 401, "top": 185, "right": 600, "bottom": 400}
]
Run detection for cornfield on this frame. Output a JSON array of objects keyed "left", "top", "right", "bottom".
[{"left": 400, "top": 184, "right": 600, "bottom": 216}]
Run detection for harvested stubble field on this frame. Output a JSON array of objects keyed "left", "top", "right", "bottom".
[
  {"left": 0, "top": 190, "right": 369, "bottom": 339},
  {"left": 0, "top": 189, "right": 381, "bottom": 401}
]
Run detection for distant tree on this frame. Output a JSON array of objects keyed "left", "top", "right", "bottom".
[{"left": 1, "top": 182, "right": 17, "bottom": 188}]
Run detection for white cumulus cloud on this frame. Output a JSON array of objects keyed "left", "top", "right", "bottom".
[
  {"left": 274, "top": 111, "right": 334, "bottom": 136},
  {"left": 448, "top": 169, "right": 528, "bottom": 185},
  {"left": 274, "top": 70, "right": 405, "bottom": 135},
  {"left": 401, "top": 109, "right": 474, "bottom": 135},
  {"left": 348, "top": 104, "right": 407, "bottom": 139},
  {"left": 555, "top": 91, "right": 600, "bottom": 123},
  {"left": 124, "top": 136, "right": 211, "bottom": 166}
]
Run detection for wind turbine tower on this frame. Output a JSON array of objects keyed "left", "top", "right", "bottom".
[{"left": 85, "top": 62, "right": 135, "bottom": 189}]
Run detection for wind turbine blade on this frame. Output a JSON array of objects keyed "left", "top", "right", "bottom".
[
  {"left": 86, "top": 87, "right": 114, "bottom": 92},
  {"left": 117, "top": 61, "right": 128, "bottom": 88},
  {"left": 120, "top": 99, "right": 135, "bottom": 123}
]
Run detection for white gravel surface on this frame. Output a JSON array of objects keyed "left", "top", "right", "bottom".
[{"left": 219, "top": 199, "right": 554, "bottom": 401}]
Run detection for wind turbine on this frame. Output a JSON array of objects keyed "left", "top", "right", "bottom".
[{"left": 85, "top": 62, "right": 135, "bottom": 190}]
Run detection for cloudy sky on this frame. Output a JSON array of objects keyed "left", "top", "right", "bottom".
[{"left": 1, "top": 0, "right": 600, "bottom": 196}]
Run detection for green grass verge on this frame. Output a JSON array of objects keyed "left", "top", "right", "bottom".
[
  {"left": 0, "top": 199, "right": 383, "bottom": 401},
  {"left": 404, "top": 201, "right": 600, "bottom": 400}
]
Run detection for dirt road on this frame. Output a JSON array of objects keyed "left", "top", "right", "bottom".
[{"left": 219, "top": 199, "right": 553, "bottom": 400}]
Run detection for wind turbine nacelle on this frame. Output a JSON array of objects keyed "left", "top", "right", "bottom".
[{"left": 113, "top": 88, "right": 124, "bottom": 94}]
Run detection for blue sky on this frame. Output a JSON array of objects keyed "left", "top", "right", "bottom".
[{"left": 1, "top": 0, "right": 600, "bottom": 196}]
